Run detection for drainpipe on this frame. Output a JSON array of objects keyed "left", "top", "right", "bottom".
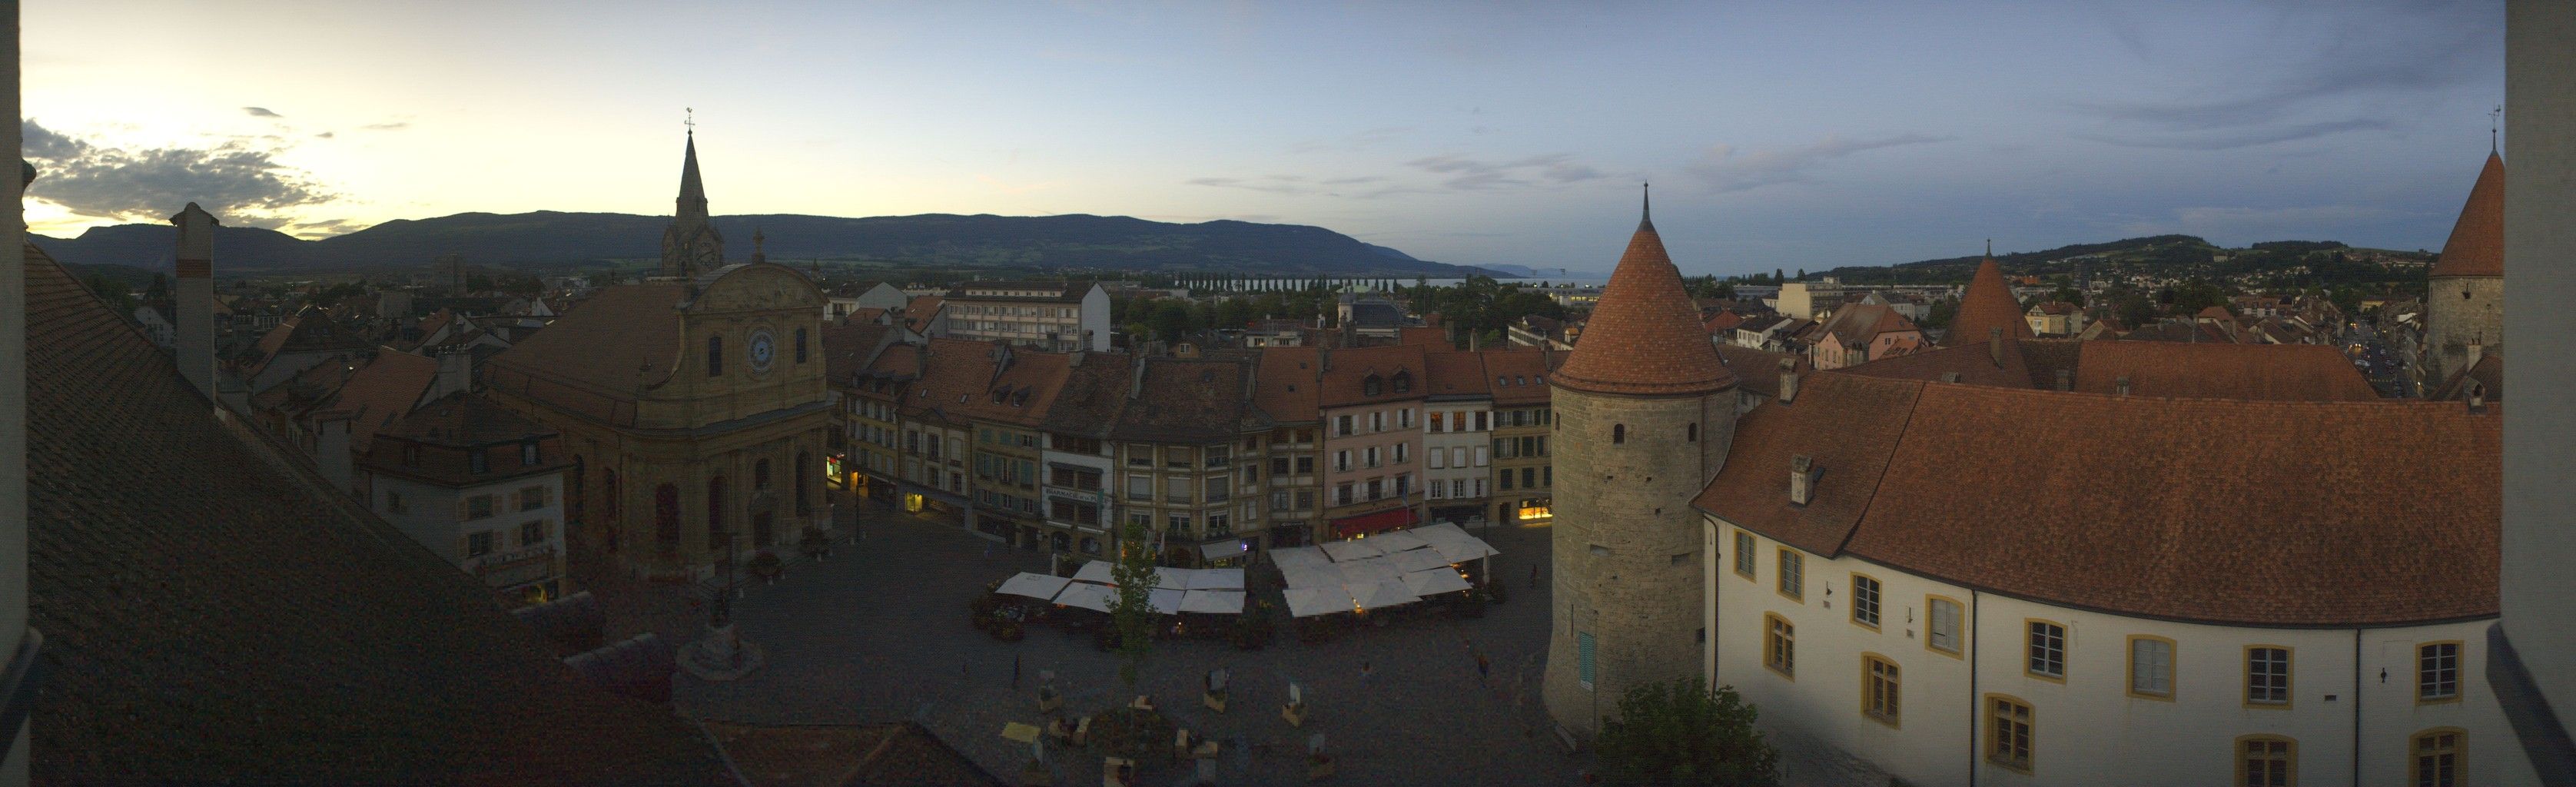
[
  {"left": 1968, "top": 589, "right": 1980, "bottom": 787},
  {"left": 2353, "top": 628, "right": 2362, "bottom": 787}
]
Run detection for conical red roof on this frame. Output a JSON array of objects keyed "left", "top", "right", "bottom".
[
  {"left": 1943, "top": 257, "right": 2034, "bottom": 347},
  {"left": 1554, "top": 205, "right": 1734, "bottom": 396},
  {"left": 2431, "top": 152, "right": 2503, "bottom": 278}
]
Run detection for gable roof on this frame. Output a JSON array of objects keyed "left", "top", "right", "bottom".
[
  {"left": 1482, "top": 347, "right": 1560, "bottom": 406},
  {"left": 1698, "top": 373, "right": 2498, "bottom": 627},
  {"left": 1553, "top": 207, "right": 1734, "bottom": 395},
  {"left": 1421, "top": 349, "right": 1492, "bottom": 399},
  {"left": 902, "top": 295, "right": 946, "bottom": 334},
  {"left": 317, "top": 350, "right": 441, "bottom": 451},
  {"left": 1253, "top": 347, "right": 1323, "bottom": 421},
  {"left": 1040, "top": 352, "right": 1136, "bottom": 437},
  {"left": 1714, "top": 344, "right": 1812, "bottom": 400},
  {"left": 1944, "top": 257, "right": 2034, "bottom": 347},
  {"left": 2430, "top": 152, "right": 2505, "bottom": 278},
  {"left": 23, "top": 244, "right": 723, "bottom": 784},
  {"left": 1814, "top": 303, "right": 1917, "bottom": 347},
  {"left": 2070, "top": 342, "right": 2376, "bottom": 401},
  {"left": 1317, "top": 344, "right": 1427, "bottom": 407},
  {"left": 1112, "top": 355, "right": 1270, "bottom": 441}
]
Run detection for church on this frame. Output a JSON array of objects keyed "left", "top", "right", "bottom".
[{"left": 483, "top": 130, "right": 834, "bottom": 580}]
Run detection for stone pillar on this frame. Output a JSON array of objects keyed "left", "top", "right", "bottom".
[{"left": 171, "top": 203, "right": 219, "bottom": 401}]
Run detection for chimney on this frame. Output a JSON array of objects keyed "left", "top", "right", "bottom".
[
  {"left": 172, "top": 203, "right": 220, "bottom": 400},
  {"left": 2115, "top": 376, "right": 2131, "bottom": 396},
  {"left": 1777, "top": 357, "right": 1801, "bottom": 404},
  {"left": 2467, "top": 342, "right": 2485, "bottom": 369},
  {"left": 2054, "top": 368, "right": 2071, "bottom": 392},
  {"left": 1788, "top": 455, "right": 1814, "bottom": 505},
  {"left": 1938, "top": 371, "right": 1961, "bottom": 384},
  {"left": 2468, "top": 384, "right": 2487, "bottom": 413},
  {"left": 1987, "top": 327, "right": 2004, "bottom": 367},
  {"left": 426, "top": 348, "right": 474, "bottom": 403}
]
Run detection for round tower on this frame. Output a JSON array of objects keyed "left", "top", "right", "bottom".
[
  {"left": 1542, "top": 191, "right": 1738, "bottom": 738},
  {"left": 2424, "top": 152, "right": 2504, "bottom": 391}
]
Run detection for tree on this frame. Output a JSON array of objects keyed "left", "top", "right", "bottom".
[
  {"left": 1149, "top": 301, "right": 1193, "bottom": 343},
  {"left": 145, "top": 273, "right": 170, "bottom": 301},
  {"left": 1105, "top": 515, "right": 1157, "bottom": 689},
  {"left": 1595, "top": 678, "right": 1779, "bottom": 787},
  {"left": 86, "top": 274, "right": 137, "bottom": 315}
]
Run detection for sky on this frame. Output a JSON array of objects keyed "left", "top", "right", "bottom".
[{"left": 22, "top": 0, "right": 2504, "bottom": 276}]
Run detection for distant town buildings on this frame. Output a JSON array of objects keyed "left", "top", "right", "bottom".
[{"left": 941, "top": 280, "right": 1111, "bottom": 352}]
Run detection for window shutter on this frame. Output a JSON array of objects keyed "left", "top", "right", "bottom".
[{"left": 1577, "top": 632, "right": 1597, "bottom": 688}]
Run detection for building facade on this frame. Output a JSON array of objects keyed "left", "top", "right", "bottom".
[
  {"left": 1317, "top": 345, "right": 1429, "bottom": 539},
  {"left": 1486, "top": 348, "right": 1556, "bottom": 527},
  {"left": 356, "top": 393, "right": 571, "bottom": 606},
  {"left": 1421, "top": 350, "right": 1494, "bottom": 525},
  {"left": 942, "top": 281, "right": 1111, "bottom": 352}
]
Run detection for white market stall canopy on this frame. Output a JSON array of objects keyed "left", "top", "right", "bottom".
[
  {"left": 1277, "top": 562, "right": 1341, "bottom": 591},
  {"left": 1053, "top": 582, "right": 1117, "bottom": 613},
  {"left": 1352, "top": 579, "right": 1420, "bottom": 610},
  {"left": 1366, "top": 530, "right": 1432, "bottom": 553},
  {"left": 1198, "top": 540, "right": 1250, "bottom": 562},
  {"left": 1335, "top": 558, "right": 1404, "bottom": 587},
  {"left": 1401, "top": 568, "right": 1474, "bottom": 596},
  {"left": 996, "top": 573, "right": 1072, "bottom": 601},
  {"left": 1179, "top": 589, "right": 1247, "bottom": 615},
  {"left": 1412, "top": 523, "right": 1501, "bottom": 563},
  {"left": 1149, "top": 588, "right": 1186, "bottom": 616},
  {"left": 1319, "top": 540, "right": 1385, "bottom": 563},
  {"left": 1187, "top": 568, "right": 1245, "bottom": 590},
  {"left": 1389, "top": 548, "right": 1454, "bottom": 574},
  {"left": 1270, "top": 546, "right": 1332, "bottom": 570},
  {"left": 1071, "top": 561, "right": 1117, "bottom": 586},
  {"left": 1285, "top": 586, "right": 1358, "bottom": 618}
]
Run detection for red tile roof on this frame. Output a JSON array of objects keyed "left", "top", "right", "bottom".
[
  {"left": 483, "top": 282, "right": 689, "bottom": 423},
  {"left": 1482, "top": 347, "right": 1560, "bottom": 406},
  {"left": 1714, "top": 344, "right": 1811, "bottom": 400},
  {"left": 1703, "top": 310, "right": 1745, "bottom": 334},
  {"left": 22, "top": 244, "right": 723, "bottom": 783},
  {"left": 1317, "top": 344, "right": 1428, "bottom": 408},
  {"left": 2430, "top": 152, "right": 2504, "bottom": 277},
  {"left": 318, "top": 350, "right": 440, "bottom": 451},
  {"left": 1698, "top": 373, "right": 2498, "bottom": 626},
  {"left": 1253, "top": 346, "right": 1323, "bottom": 422},
  {"left": 1944, "top": 257, "right": 2033, "bottom": 347},
  {"left": 903, "top": 295, "right": 947, "bottom": 334},
  {"left": 1422, "top": 349, "right": 1492, "bottom": 397},
  {"left": 1397, "top": 326, "right": 1452, "bottom": 347},
  {"left": 2069, "top": 342, "right": 2376, "bottom": 402},
  {"left": 1554, "top": 213, "right": 1734, "bottom": 395}
]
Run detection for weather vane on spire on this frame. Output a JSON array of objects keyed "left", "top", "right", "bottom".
[
  {"left": 2491, "top": 105, "right": 2501, "bottom": 154},
  {"left": 686, "top": 108, "right": 695, "bottom": 134}
]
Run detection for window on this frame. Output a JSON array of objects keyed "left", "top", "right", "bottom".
[
  {"left": 1851, "top": 574, "right": 1882, "bottom": 629},
  {"left": 2410, "top": 729, "right": 2462, "bottom": 787},
  {"left": 655, "top": 483, "right": 680, "bottom": 547},
  {"left": 1777, "top": 549, "right": 1803, "bottom": 600},
  {"left": 2418, "top": 642, "right": 2461, "bottom": 703},
  {"left": 1335, "top": 450, "right": 1351, "bottom": 472},
  {"left": 1271, "top": 457, "right": 1290, "bottom": 475},
  {"left": 795, "top": 327, "right": 808, "bottom": 363},
  {"left": 1863, "top": 655, "right": 1899, "bottom": 727},
  {"left": 1126, "top": 474, "right": 1150, "bottom": 500},
  {"left": 1430, "top": 412, "right": 1446, "bottom": 433},
  {"left": 1927, "top": 597, "right": 1963, "bottom": 656},
  {"left": 1399, "top": 408, "right": 1413, "bottom": 428},
  {"left": 1499, "top": 471, "right": 1515, "bottom": 491},
  {"left": 2128, "top": 636, "right": 2176, "bottom": 699},
  {"left": 1296, "top": 456, "right": 1314, "bottom": 474},
  {"left": 2027, "top": 621, "right": 2066, "bottom": 680},
  {"left": 466, "top": 494, "right": 495, "bottom": 520},
  {"left": 1732, "top": 532, "right": 1756, "bottom": 579},
  {"left": 519, "top": 486, "right": 547, "bottom": 511},
  {"left": 1986, "top": 695, "right": 2033, "bottom": 772},
  {"left": 519, "top": 520, "right": 548, "bottom": 546},
  {"left": 1364, "top": 447, "right": 1379, "bottom": 467},
  {"left": 522, "top": 440, "right": 539, "bottom": 465},
  {"left": 1335, "top": 484, "right": 1353, "bottom": 506},
  {"left": 1336, "top": 415, "right": 1353, "bottom": 436},
  {"left": 2246, "top": 646, "right": 2291, "bottom": 707},
  {"left": 1394, "top": 443, "right": 1409, "bottom": 463},
  {"left": 466, "top": 530, "right": 494, "bottom": 558},
  {"left": 1688, "top": 423, "right": 1698, "bottom": 442},
  {"left": 2237, "top": 736, "right": 2294, "bottom": 787},
  {"left": 1370, "top": 411, "right": 1384, "bottom": 432},
  {"left": 706, "top": 477, "right": 729, "bottom": 550},
  {"left": 1429, "top": 450, "right": 1446, "bottom": 470},
  {"left": 470, "top": 449, "right": 490, "bottom": 475},
  {"left": 1612, "top": 423, "right": 1625, "bottom": 444},
  {"left": 1764, "top": 614, "right": 1795, "bottom": 678},
  {"left": 707, "top": 335, "right": 723, "bottom": 376},
  {"left": 384, "top": 490, "right": 406, "bottom": 514}
]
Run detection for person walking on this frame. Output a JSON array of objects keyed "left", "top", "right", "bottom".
[
  {"left": 1475, "top": 651, "right": 1492, "bottom": 686},
  {"left": 1359, "top": 659, "right": 1373, "bottom": 686}
]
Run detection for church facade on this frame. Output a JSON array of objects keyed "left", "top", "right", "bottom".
[{"left": 484, "top": 131, "right": 832, "bottom": 579}]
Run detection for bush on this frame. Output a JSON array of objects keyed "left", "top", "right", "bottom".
[{"left": 1595, "top": 678, "right": 1778, "bottom": 787}]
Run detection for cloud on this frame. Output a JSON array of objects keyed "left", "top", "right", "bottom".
[
  {"left": 1684, "top": 134, "right": 1950, "bottom": 193},
  {"left": 314, "top": 131, "right": 335, "bottom": 139},
  {"left": 1402, "top": 152, "right": 1608, "bottom": 191},
  {"left": 1187, "top": 176, "right": 1310, "bottom": 195},
  {"left": 20, "top": 118, "right": 337, "bottom": 226},
  {"left": 359, "top": 121, "right": 410, "bottom": 131},
  {"left": 2072, "top": 2, "right": 2498, "bottom": 150},
  {"left": 242, "top": 107, "right": 281, "bottom": 118}
]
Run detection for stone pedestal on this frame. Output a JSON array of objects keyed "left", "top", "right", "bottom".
[{"left": 679, "top": 623, "right": 765, "bottom": 681}]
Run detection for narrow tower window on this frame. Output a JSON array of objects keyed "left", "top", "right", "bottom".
[
  {"left": 1612, "top": 423, "right": 1625, "bottom": 444},
  {"left": 1687, "top": 423, "right": 1698, "bottom": 442},
  {"left": 707, "top": 335, "right": 724, "bottom": 376}
]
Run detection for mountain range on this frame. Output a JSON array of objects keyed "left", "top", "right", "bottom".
[{"left": 30, "top": 211, "right": 1505, "bottom": 278}]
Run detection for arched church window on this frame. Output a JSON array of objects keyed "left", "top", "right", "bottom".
[{"left": 707, "top": 335, "right": 724, "bottom": 376}]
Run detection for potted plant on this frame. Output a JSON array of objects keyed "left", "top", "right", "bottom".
[
  {"left": 994, "top": 619, "right": 1025, "bottom": 642},
  {"left": 749, "top": 550, "right": 785, "bottom": 583}
]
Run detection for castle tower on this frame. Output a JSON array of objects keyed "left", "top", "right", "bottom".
[
  {"left": 2424, "top": 152, "right": 2504, "bottom": 389},
  {"left": 1543, "top": 190, "right": 1738, "bottom": 737},
  {"left": 659, "top": 128, "right": 725, "bottom": 278},
  {"left": 1944, "top": 253, "right": 2033, "bottom": 347}
]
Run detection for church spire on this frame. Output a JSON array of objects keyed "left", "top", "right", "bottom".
[
  {"left": 1638, "top": 182, "right": 1653, "bottom": 231},
  {"left": 659, "top": 114, "right": 724, "bottom": 278}
]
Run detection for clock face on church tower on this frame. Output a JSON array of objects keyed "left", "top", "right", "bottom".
[{"left": 749, "top": 329, "right": 776, "bottom": 373}]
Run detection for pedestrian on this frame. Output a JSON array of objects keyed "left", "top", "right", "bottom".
[
  {"left": 1529, "top": 563, "right": 1540, "bottom": 589},
  {"left": 1476, "top": 652, "right": 1492, "bottom": 685},
  {"left": 983, "top": 543, "right": 994, "bottom": 561},
  {"left": 1359, "top": 659, "right": 1373, "bottom": 686},
  {"left": 1013, "top": 654, "right": 1022, "bottom": 689}
]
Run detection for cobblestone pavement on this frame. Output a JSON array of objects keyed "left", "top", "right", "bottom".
[{"left": 610, "top": 501, "right": 1889, "bottom": 787}]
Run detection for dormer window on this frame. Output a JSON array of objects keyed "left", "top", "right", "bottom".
[
  {"left": 1392, "top": 371, "right": 1412, "bottom": 394},
  {"left": 521, "top": 440, "right": 539, "bottom": 465},
  {"left": 1363, "top": 374, "right": 1383, "bottom": 397},
  {"left": 470, "top": 448, "right": 490, "bottom": 475}
]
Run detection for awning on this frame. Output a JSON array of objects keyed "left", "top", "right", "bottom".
[
  {"left": 1285, "top": 586, "right": 1357, "bottom": 618},
  {"left": 1053, "top": 583, "right": 1117, "bottom": 613},
  {"left": 1366, "top": 530, "right": 1432, "bottom": 553},
  {"left": 1319, "top": 540, "right": 1384, "bottom": 563},
  {"left": 1187, "top": 568, "right": 1245, "bottom": 590},
  {"left": 1329, "top": 506, "right": 1419, "bottom": 539},
  {"left": 1353, "top": 579, "right": 1420, "bottom": 610},
  {"left": 1179, "top": 589, "right": 1246, "bottom": 615},
  {"left": 1335, "top": 557, "right": 1404, "bottom": 587},
  {"left": 1071, "top": 561, "right": 1117, "bottom": 586},
  {"left": 996, "top": 573, "right": 1071, "bottom": 601},
  {"left": 1198, "top": 540, "right": 1248, "bottom": 561},
  {"left": 1401, "top": 568, "right": 1475, "bottom": 596},
  {"left": 1390, "top": 548, "right": 1454, "bottom": 573},
  {"left": 1148, "top": 588, "right": 1186, "bottom": 616}
]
